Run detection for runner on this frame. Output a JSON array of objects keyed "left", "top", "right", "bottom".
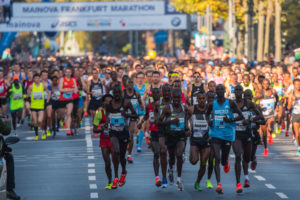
[
  {"left": 232, "top": 85, "right": 263, "bottom": 193},
  {"left": 41, "top": 70, "right": 52, "bottom": 137},
  {"left": 137, "top": 87, "right": 162, "bottom": 187},
  {"left": 0, "top": 68, "right": 9, "bottom": 116},
  {"left": 188, "top": 72, "right": 205, "bottom": 106},
  {"left": 93, "top": 94, "right": 114, "bottom": 189},
  {"left": 107, "top": 86, "right": 137, "bottom": 189},
  {"left": 27, "top": 73, "right": 50, "bottom": 140},
  {"left": 287, "top": 79, "right": 300, "bottom": 156},
  {"left": 87, "top": 68, "right": 105, "bottom": 136},
  {"left": 124, "top": 78, "right": 143, "bottom": 161},
  {"left": 59, "top": 67, "right": 78, "bottom": 135},
  {"left": 272, "top": 73, "right": 284, "bottom": 135},
  {"left": 106, "top": 71, "right": 121, "bottom": 95},
  {"left": 23, "top": 69, "right": 33, "bottom": 125},
  {"left": 187, "top": 92, "right": 210, "bottom": 191},
  {"left": 158, "top": 90, "right": 188, "bottom": 191},
  {"left": 155, "top": 84, "right": 172, "bottom": 188},
  {"left": 259, "top": 79, "right": 278, "bottom": 157},
  {"left": 206, "top": 84, "right": 244, "bottom": 194},
  {"left": 8, "top": 75, "right": 25, "bottom": 136},
  {"left": 226, "top": 74, "right": 238, "bottom": 100}
]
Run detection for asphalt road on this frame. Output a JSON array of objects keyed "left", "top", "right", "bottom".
[{"left": 9, "top": 117, "right": 300, "bottom": 200}]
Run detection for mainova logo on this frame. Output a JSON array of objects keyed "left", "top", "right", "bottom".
[
  {"left": 171, "top": 17, "right": 181, "bottom": 27},
  {"left": 119, "top": 20, "right": 126, "bottom": 27}
]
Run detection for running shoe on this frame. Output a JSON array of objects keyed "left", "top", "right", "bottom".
[
  {"left": 251, "top": 160, "right": 257, "bottom": 170},
  {"left": 145, "top": 136, "right": 150, "bottom": 144},
  {"left": 168, "top": 169, "right": 174, "bottom": 185},
  {"left": 276, "top": 126, "right": 281, "bottom": 134},
  {"left": 127, "top": 156, "right": 133, "bottom": 164},
  {"left": 268, "top": 135, "right": 273, "bottom": 145},
  {"left": 66, "top": 130, "right": 72, "bottom": 136},
  {"left": 137, "top": 146, "right": 142, "bottom": 152},
  {"left": 223, "top": 161, "right": 230, "bottom": 174},
  {"left": 236, "top": 183, "right": 243, "bottom": 193},
  {"left": 194, "top": 182, "right": 202, "bottom": 191},
  {"left": 296, "top": 149, "right": 300, "bottom": 157},
  {"left": 285, "top": 131, "right": 289, "bottom": 137},
  {"left": 206, "top": 180, "right": 213, "bottom": 189},
  {"left": 63, "top": 122, "right": 67, "bottom": 129},
  {"left": 34, "top": 136, "right": 39, "bottom": 141},
  {"left": 119, "top": 173, "right": 127, "bottom": 187},
  {"left": 272, "top": 132, "right": 276, "bottom": 139},
  {"left": 41, "top": 133, "right": 46, "bottom": 140},
  {"left": 293, "top": 139, "right": 298, "bottom": 147},
  {"left": 155, "top": 177, "right": 162, "bottom": 187},
  {"left": 215, "top": 184, "right": 223, "bottom": 194},
  {"left": 161, "top": 178, "right": 168, "bottom": 188},
  {"left": 93, "top": 133, "right": 98, "bottom": 137},
  {"left": 262, "top": 149, "right": 269, "bottom": 157},
  {"left": 244, "top": 179, "right": 250, "bottom": 188},
  {"left": 46, "top": 129, "right": 51, "bottom": 137},
  {"left": 176, "top": 181, "right": 184, "bottom": 191},
  {"left": 112, "top": 178, "right": 118, "bottom": 189},
  {"left": 84, "top": 111, "right": 88, "bottom": 117},
  {"left": 105, "top": 182, "right": 113, "bottom": 190},
  {"left": 6, "top": 190, "right": 20, "bottom": 200}
]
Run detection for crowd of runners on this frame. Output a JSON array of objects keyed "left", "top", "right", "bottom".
[{"left": 0, "top": 56, "right": 299, "bottom": 193}]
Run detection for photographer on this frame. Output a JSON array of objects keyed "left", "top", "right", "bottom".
[{"left": 0, "top": 115, "right": 20, "bottom": 200}]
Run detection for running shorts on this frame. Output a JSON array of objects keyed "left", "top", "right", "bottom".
[
  {"left": 109, "top": 129, "right": 130, "bottom": 144},
  {"left": 0, "top": 98, "right": 7, "bottom": 107},
  {"left": 165, "top": 131, "right": 186, "bottom": 148},
  {"left": 99, "top": 133, "right": 112, "bottom": 151},
  {"left": 150, "top": 131, "right": 159, "bottom": 142},
  {"left": 190, "top": 137, "right": 211, "bottom": 150},
  {"left": 88, "top": 100, "right": 101, "bottom": 111},
  {"left": 292, "top": 114, "right": 300, "bottom": 123},
  {"left": 236, "top": 131, "right": 252, "bottom": 145}
]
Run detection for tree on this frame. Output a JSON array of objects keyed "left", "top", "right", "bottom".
[
  {"left": 264, "top": 0, "right": 273, "bottom": 60},
  {"left": 257, "top": 0, "right": 265, "bottom": 61},
  {"left": 274, "top": 0, "right": 281, "bottom": 62}
]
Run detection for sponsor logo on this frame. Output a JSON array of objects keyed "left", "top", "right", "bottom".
[
  {"left": 87, "top": 19, "right": 111, "bottom": 27},
  {"left": 6, "top": 21, "right": 41, "bottom": 29},
  {"left": 119, "top": 20, "right": 126, "bottom": 27},
  {"left": 171, "top": 17, "right": 181, "bottom": 27},
  {"left": 51, "top": 21, "right": 77, "bottom": 29}
]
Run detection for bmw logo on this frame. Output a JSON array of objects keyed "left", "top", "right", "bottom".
[{"left": 171, "top": 17, "right": 181, "bottom": 27}]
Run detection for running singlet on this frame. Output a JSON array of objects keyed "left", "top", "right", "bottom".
[
  {"left": 234, "top": 100, "right": 250, "bottom": 132},
  {"left": 108, "top": 101, "right": 125, "bottom": 132},
  {"left": 60, "top": 77, "right": 74, "bottom": 101},
  {"left": 72, "top": 77, "right": 80, "bottom": 99},
  {"left": 134, "top": 84, "right": 146, "bottom": 115},
  {"left": 241, "top": 82, "right": 255, "bottom": 99},
  {"left": 192, "top": 105, "right": 208, "bottom": 138},
  {"left": 31, "top": 83, "right": 45, "bottom": 110},
  {"left": 0, "top": 80, "right": 7, "bottom": 97},
  {"left": 10, "top": 83, "right": 24, "bottom": 111},
  {"left": 273, "top": 84, "right": 284, "bottom": 102},
  {"left": 209, "top": 99, "right": 235, "bottom": 142},
  {"left": 51, "top": 87, "right": 60, "bottom": 101},
  {"left": 124, "top": 90, "right": 138, "bottom": 113},
  {"left": 260, "top": 91, "right": 275, "bottom": 119},
  {"left": 148, "top": 102, "right": 158, "bottom": 132},
  {"left": 191, "top": 84, "right": 205, "bottom": 105},
  {"left": 44, "top": 80, "right": 51, "bottom": 101},
  {"left": 169, "top": 104, "right": 185, "bottom": 132},
  {"left": 90, "top": 79, "right": 104, "bottom": 101},
  {"left": 293, "top": 95, "right": 300, "bottom": 115}
]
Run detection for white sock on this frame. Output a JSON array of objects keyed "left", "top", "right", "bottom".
[
  {"left": 177, "top": 177, "right": 181, "bottom": 182},
  {"left": 156, "top": 176, "right": 160, "bottom": 179},
  {"left": 245, "top": 175, "right": 249, "bottom": 180},
  {"left": 128, "top": 154, "right": 131, "bottom": 158}
]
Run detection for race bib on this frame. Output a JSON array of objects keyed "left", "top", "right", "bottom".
[
  {"left": 0, "top": 86, "right": 4, "bottom": 94},
  {"left": 63, "top": 92, "right": 73, "bottom": 99},
  {"left": 131, "top": 99, "right": 138, "bottom": 110},
  {"left": 193, "top": 96, "right": 198, "bottom": 105},
  {"left": 215, "top": 115, "right": 226, "bottom": 128},
  {"left": 92, "top": 89, "right": 102, "bottom": 99},
  {"left": 193, "top": 118, "right": 208, "bottom": 138},
  {"left": 170, "top": 118, "right": 185, "bottom": 131},
  {"left": 110, "top": 113, "right": 124, "bottom": 127},
  {"left": 149, "top": 112, "right": 155, "bottom": 124},
  {"left": 13, "top": 93, "right": 22, "bottom": 100},
  {"left": 33, "top": 92, "right": 43, "bottom": 100}
]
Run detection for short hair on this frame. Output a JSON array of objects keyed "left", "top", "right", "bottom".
[
  {"left": 33, "top": 73, "right": 40, "bottom": 78},
  {"left": 152, "top": 70, "right": 161, "bottom": 76},
  {"left": 136, "top": 72, "right": 145, "bottom": 78},
  {"left": 293, "top": 79, "right": 300, "bottom": 84}
]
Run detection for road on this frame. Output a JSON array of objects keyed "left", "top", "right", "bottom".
[{"left": 9, "top": 117, "right": 300, "bottom": 200}]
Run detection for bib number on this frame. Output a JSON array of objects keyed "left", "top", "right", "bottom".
[
  {"left": 170, "top": 118, "right": 184, "bottom": 131},
  {"left": 13, "top": 93, "right": 22, "bottom": 100},
  {"left": 33, "top": 92, "right": 43, "bottom": 100},
  {"left": 63, "top": 92, "right": 72, "bottom": 99}
]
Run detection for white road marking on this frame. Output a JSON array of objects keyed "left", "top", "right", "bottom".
[
  {"left": 276, "top": 192, "right": 288, "bottom": 199},
  {"left": 254, "top": 175, "right": 266, "bottom": 181},
  {"left": 88, "top": 176, "right": 96, "bottom": 181},
  {"left": 88, "top": 163, "right": 95, "bottom": 168},
  {"left": 90, "top": 193, "right": 99, "bottom": 199},
  {"left": 265, "top": 184, "right": 276, "bottom": 189},
  {"left": 249, "top": 169, "right": 256, "bottom": 173},
  {"left": 88, "top": 169, "right": 96, "bottom": 174},
  {"left": 88, "top": 156, "right": 95, "bottom": 160},
  {"left": 89, "top": 184, "right": 97, "bottom": 189}
]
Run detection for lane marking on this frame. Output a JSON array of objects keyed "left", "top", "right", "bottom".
[
  {"left": 88, "top": 156, "right": 95, "bottom": 160},
  {"left": 88, "top": 176, "right": 96, "bottom": 181},
  {"left": 265, "top": 184, "right": 276, "bottom": 189},
  {"left": 88, "top": 163, "right": 95, "bottom": 168},
  {"left": 90, "top": 193, "right": 99, "bottom": 199},
  {"left": 89, "top": 184, "right": 97, "bottom": 189},
  {"left": 254, "top": 175, "right": 266, "bottom": 181},
  {"left": 276, "top": 192, "right": 288, "bottom": 199},
  {"left": 88, "top": 169, "right": 96, "bottom": 174}
]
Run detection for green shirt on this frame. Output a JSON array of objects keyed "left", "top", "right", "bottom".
[{"left": 93, "top": 108, "right": 106, "bottom": 126}]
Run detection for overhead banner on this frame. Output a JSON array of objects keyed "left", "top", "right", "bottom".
[
  {"left": 0, "top": 15, "right": 187, "bottom": 32},
  {"left": 13, "top": 1, "right": 166, "bottom": 17}
]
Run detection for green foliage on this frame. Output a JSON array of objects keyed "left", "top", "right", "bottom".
[{"left": 282, "top": 0, "right": 300, "bottom": 46}]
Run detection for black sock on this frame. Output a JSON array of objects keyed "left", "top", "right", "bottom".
[{"left": 34, "top": 126, "right": 38, "bottom": 136}]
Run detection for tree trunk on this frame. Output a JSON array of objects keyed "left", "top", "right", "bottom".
[
  {"left": 244, "top": 0, "right": 249, "bottom": 57},
  {"left": 264, "top": 0, "right": 273, "bottom": 60},
  {"left": 274, "top": 0, "right": 281, "bottom": 62},
  {"left": 257, "top": 1, "right": 265, "bottom": 61}
]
